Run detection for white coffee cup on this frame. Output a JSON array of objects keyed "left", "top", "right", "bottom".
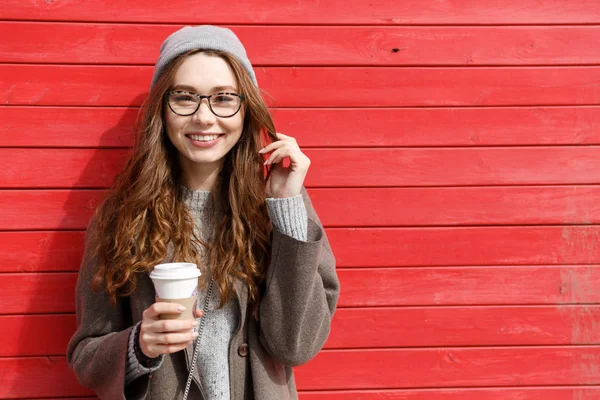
[{"left": 149, "top": 262, "right": 201, "bottom": 320}]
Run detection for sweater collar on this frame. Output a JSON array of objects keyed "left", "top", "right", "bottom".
[{"left": 179, "top": 185, "right": 211, "bottom": 213}]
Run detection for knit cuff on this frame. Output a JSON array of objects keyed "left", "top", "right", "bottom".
[
  {"left": 125, "top": 321, "right": 164, "bottom": 385},
  {"left": 266, "top": 195, "right": 308, "bottom": 242}
]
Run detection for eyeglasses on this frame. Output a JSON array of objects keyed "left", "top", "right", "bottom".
[{"left": 166, "top": 90, "right": 246, "bottom": 118}]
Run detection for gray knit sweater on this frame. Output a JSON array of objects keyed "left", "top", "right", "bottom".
[{"left": 124, "top": 188, "right": 308, "bottom": 399}]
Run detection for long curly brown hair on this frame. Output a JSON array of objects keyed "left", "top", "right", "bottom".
[{"left": 92, "top": 49, "right": 277, "bottom": 314}]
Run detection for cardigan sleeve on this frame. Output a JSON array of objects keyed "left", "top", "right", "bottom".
[
  {"left": 258, "top": 187, "right": 340, "bottom": 366},
  {"left": 66, "top": 216, "right": 151, "bottom": 400},
  {"left": 266, "top": 194, "right": 308, "bottom": 241},
  {"left": 125, "top": 322, "right": 164, "bottom": 385}
]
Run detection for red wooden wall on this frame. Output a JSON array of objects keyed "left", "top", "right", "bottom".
[{"left": 2, "top": 1, "right": 600, "bottom": 399}]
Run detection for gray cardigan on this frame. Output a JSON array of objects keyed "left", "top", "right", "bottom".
[{"left": 66, "top": 189, "right": 340, "bottom": 399}]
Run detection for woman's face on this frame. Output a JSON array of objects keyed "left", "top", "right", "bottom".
[{"left": 164, "top": 53, "right": 244, "bottom": 171}]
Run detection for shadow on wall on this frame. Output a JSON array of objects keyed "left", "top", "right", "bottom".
[{"left": 13, "top": 94, "right": 146, "bottom": 399}]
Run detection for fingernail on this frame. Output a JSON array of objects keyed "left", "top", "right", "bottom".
[
  {"left": 177, "top": 305, "right": 185, "bottom": 311},
  {"left": 192, "top": 332, "right": 199, "bottom": 338},
  {"left": 263, "top": 160, "right": 268, "bottom": 165},
  {"left": 192, "top": 321, "right": 199, "bottom": 326},
  {"left": 258, "top": 148, "right": 265, "bottom": 153}
]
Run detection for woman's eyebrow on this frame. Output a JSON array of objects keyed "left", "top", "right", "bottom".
[
  {"left": 212, "top": 85, "right": 238, "bottom": 92},
  {"left": 172, "top": 84, "right": 238, "bottom": 93}
]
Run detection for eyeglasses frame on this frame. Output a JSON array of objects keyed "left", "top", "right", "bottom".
[{"left": 165, "top": 90, "right": 246, "bottom": 118}]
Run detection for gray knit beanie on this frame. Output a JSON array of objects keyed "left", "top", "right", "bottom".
[{"left": 150, "top": 25, "right": 257, "bottom": 87}]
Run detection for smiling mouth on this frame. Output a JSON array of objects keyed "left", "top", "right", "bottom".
[{"left": 186, "top": 134, "right": 221, "bottom": 142}]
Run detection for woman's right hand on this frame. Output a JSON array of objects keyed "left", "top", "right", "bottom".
[{"left": 139, "top": 302, "right": 203, "bottom": 358}]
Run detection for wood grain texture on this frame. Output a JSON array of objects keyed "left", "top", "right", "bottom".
[
  {"left": 3, "top": 226, "right": 600, "bottom": 272},
  {"left": 302, "top": 147, "right": 600, "bottom": 186},
  {"left": 4, "top": 23, "right": 600, "bottom": 66},
  {"left": 337, "top": 266, "right": 600, "bottom": 307},
  {"left": 4, "top": 306, "right": 600, "bottom": 357},
  {"left": 3, "top": 266, "right": 600, "bottom": 314},
  {"left": 3, "top": 0, "right": 599, "bottom": 24},
  {"left": 329, "top": 226, "right": 600, "bottom": 267},
  {"left": 0, "top": 231, "right": 85, "bottom": 272},
  {"left": 0, "top": 190, "right": 103, "bottom": 231},
  {"left": 0, "top": 314, "right": 76, "bottom": 357},
  {"left": 1, "top": 273, "right": 78, "bottom": 314},
  {"left": 3, "top": 106, "right": 600, "bottom": 148},
  {"left": 3, "top": 186, "right": 600, "bottom": 232},
  {"left": 294, "top": 346, "right": 600, "bottom": 389},
  {"left": 0, "top": 357, "right": 94, "bottom": 398},
  {"left": 311, "top": 186, "right": 600, "bottom": 226},
  {"left": 4, "top": 148, "right": 600, "bottom": 188},
  {"left": 3, "top": 66, "right": 600, "bottom": 107},
  {"left": 328, "top": 306, "right": 600, "bottom": 348}
]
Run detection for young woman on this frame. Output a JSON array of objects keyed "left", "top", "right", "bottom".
[{"left": 67, "top": 25, "right": 339, "bottom": 400}]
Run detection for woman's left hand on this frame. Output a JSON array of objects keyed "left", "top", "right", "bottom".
[{"left": 259, "top": 132, "right": 311, "bottom": 198}]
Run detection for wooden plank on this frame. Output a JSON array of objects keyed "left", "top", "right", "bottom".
[
  {"left": 0, "top": 149, "right": 128, "bottom": 189},
  {"left": 299, "top": 387, "right": 600, "bottom": 399},
  {"left": 4, "top": 147, "right": 600, "bottom": 188},
  {"left": 327, "top": 305, "right": 600, "bottom": 348},
  {"left": 1, "top": 273, "right": 78, "bottom": 314},
  {"left": 328, "top": 226, "right": 600, "bottom": 268},
  {"left": 307, "top": 147, "right": 600, "bottom": 186},
  {"left": 0, "top": 315, "right": 75, "bottom": 357},
  {"left": 2, "top": 0, "right": 599, "bottom": 24},
  {"left": 0, "top": 107, "right": 137, "bottom": 148},
  {"left": 3, "top": 106, "right": 600, "bottom": 148},
  {"left": 3, "top": 186, "right": 600, "bottom": 232},
  {"left": 4, "top": 23, "right": 600, "bottom": 66},
  {"left": 0, "top": 190, "right": 102, "bottom": 231},
  {"left": 5, "top": 306, "right": 600, "bottom": 356},
  {"left": 0, "top": 357, "right": 94, "bottom": 398},
  {"left": 3, "top": 66, "right": 600, "bottom": 107},
  {"left": 4, "top": 226, "right": 600, "bottom": 272},
  {"left": 311, "top": 186, "right": 600, "bottom": 226},
  {"left": 0, "top": 231, "right": 85, "bottom": 272},
  {"left": 3, "top": 266, "right": 600, "bottom": 314},
  {"left": 295, "top": 347, "right": 600, "bottom": 390},
  {"left": 337, "top": 266, "right": 600, "bottom": 307}
]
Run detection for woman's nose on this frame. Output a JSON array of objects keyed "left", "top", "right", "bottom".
[{"left": 192, "top": 100, "right": 216, "bottom": 124}]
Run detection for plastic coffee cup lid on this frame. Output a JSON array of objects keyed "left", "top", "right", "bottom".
[{"left": 149, "top": 262, "right": 201, "bottom": 280}]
